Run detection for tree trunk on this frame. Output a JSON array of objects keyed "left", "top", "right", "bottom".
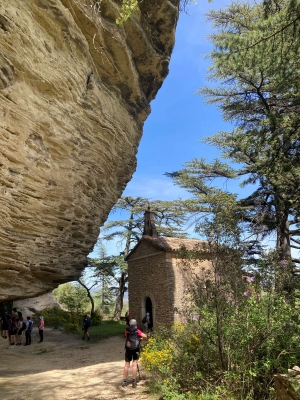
[
  {"left": 275, "top": 196, "right": 294, "bottom": 295},
  {"left": 78, "top": 280, "right": 95, "bottom": 316},
  {"left": 113, "top": 272, "right": 127, "bottom": 320},
  {"left": 112, "top": 213, "right": 132, "bottom": 320}
]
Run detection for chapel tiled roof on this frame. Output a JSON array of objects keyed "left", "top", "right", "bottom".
[
  {"left": 141, "top": 236, "right": 206, "bottom": 251},
  {"left": 125, "top": 236, "right": 207, "bottom": 260}
]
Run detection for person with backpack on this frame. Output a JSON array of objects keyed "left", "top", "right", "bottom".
[
  {"left": 8, "top": 315, "right": 18, "bottom": 345},
  {"left": 1, "top": 312, "right": 9, "bottom": 339},
  {"left": 82, "top": 314, "right": 91, "bottom": 340},
  {"left": 16, "top": 311, "right": 25, "bottom": 345},
  {"left": 142, "top": 312, "right": 150, "bottom": 333},
  {"left": 122, "top": 318, "right": 147, "bottom": 388},
  {"left": 38, "top": 316, "right": 44, "bottom": 343},
  {"left": 24, "top": 316, "right": 33, "bottom": 346}
]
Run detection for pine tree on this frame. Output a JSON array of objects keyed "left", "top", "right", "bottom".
[{"left": 168, "top": 0, "right": 300, "bottom": 292}]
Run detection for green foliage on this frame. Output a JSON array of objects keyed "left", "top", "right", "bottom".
[
  {"left": 102, "top": 196, "right": 188, "bottom": 249},
  {"left": 53, "top": 283, "right": 89, "bottom": 314},
  {"left": 38, "top": 307, "right": 81, "bottom": 330},
  {"left": 94, "top": 286, "right": 115, "bottom": 316},
  {"left": 91, "top": 0, "right": 200, "bottom": 26},
  {"left": 64, "top": 322, "right": 80, "bottom": 333},
  {"left": 167, "top": 0, "right": 300, "bottom": 293},
  {"left": 88, "top": 319, "right": 126, "bottom": 337},
  {"left": 39, "top": 307, "right": 102, "bottom": 333},
  {"left": 116, "top": 0, "right": 138, "bottom": 25},
  {"left": 142, "top": 253, "right": 300, "bottom": 399},
  {"left": 91, "top": 310, "right": 103, "bottom": 325}
]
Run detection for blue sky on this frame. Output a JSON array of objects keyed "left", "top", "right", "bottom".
[
  {"left": 90, "top": 0, "right": 245, "bottom": 257},
  {"left": 123, "top": 0, "right": 239, "bottom": 201}
]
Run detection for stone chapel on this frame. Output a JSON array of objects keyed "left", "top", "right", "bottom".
[{"left": 126, "top": 211, "right": 212, "bottom": 329}]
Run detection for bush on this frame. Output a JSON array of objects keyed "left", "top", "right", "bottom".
[
  {"left": 91, "top": 311, "right": 102, "bottom": 326},
  {"left": 141, "top": 295, "right": 300, "bottom": 400},
  {"left": 64, "top": 322, "right": 80, "bottom": 333},
  {"left": 38, "top": 307, "right": 81, "bottom": 330}
]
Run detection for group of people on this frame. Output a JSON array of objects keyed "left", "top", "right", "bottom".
[
  {"left": 0, "top": 307, "right": 45, "bottom": 346},
  {"left": 122, "top": 310, "right": 148, "bottom": 388}
]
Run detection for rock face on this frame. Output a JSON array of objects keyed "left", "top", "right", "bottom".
[
  {"left": 0, "top": 0, "right": 179, "bottom": 301},
  {"left": 13, "top": 292, "right": 62, "bottom": 317}
]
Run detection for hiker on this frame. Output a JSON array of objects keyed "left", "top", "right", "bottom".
[
  {"left": 8, "top": 315, "right": 17, "bottom": 345},
  {"left": 38, "top": 316, "right": 44, "bottom": 343},
  {"left": 142, "top": 312, "right": 150, "bottom": 333},
  {"left": 122, "top": 318, "right": 147, "bottom": 388},
  {"left": 1, "top": 312, "right": 9, "bottom": 339},
  {"left": 16, "top": 311, "right": 25, "bottom": 345},
  {"left": 24, "top": 316, "right": 33, "bottom": 346},
  {"left": 125, "top": 310, "right": 130, "bottom": 326},
  {"left": 82, "top": 314, "right": 91, "bottom": 340}
]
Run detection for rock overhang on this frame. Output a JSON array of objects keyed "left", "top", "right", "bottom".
[{"left": 0, "top": 0, "right": 180, "bottom": 301}]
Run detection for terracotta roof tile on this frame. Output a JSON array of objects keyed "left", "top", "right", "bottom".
[{"left": 142, "top": 235, "right": 206, "bottom": 251}]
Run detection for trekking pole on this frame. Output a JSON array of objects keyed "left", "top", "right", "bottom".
[
  {"left": 137, "top": 362, "right": 141, "bottom": 380},
  {"left": 137, "top": 344, "right": 141, "bottom": 380}
]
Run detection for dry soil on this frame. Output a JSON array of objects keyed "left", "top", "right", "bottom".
[{"left": 0, "top": 328, "right": 153, "bottom": 400}]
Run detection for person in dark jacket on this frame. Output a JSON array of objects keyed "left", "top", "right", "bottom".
[{"left": 82, "top": 314, "right": 91, "bottom": 340}]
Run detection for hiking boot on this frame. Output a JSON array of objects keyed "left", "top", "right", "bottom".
[
  {"left": 132, "top": 380, "right": 137, "bottom": 388},
  {"left": 121, "top": 380, "right": 127, "bottom": 387}
]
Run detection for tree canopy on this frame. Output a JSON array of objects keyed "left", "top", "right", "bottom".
[{"left": 167, "top": 0, "right": 300, "bottom": 293}]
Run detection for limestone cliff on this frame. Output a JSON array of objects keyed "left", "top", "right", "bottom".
[{"left": 0, "top": 0, "right": 179, "bottom": 301}]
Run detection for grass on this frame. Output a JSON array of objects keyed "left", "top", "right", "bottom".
[{"left": 86, "top": 320, "right": 126, "bottom": 338}]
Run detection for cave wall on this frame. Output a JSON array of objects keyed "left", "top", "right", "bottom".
[{"left": 0, "top": 0, "right": 179, "bottom": 301}]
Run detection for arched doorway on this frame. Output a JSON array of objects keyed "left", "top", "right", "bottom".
[{"left": 145, "top": 296, "right": 153, "bottom": 331}]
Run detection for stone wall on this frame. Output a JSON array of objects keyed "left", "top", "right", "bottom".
[
  {"left": 128, "top": 240, "right": 213, "bottom": 329},
  {"left": 171, "top": 256, "right": 212, "bottom": 323},
  {"left": 0, "top": 0, "right": 179, "bottom": 301},
  {"left": 128, "top": 242, "right": 168, "bottom": 328}
]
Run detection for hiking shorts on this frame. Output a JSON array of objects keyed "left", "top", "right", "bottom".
[{"left": 125, "top": 349, "right": 139, "bottom": 362}]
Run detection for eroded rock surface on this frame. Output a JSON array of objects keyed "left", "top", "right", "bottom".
[
  {"left": 0, "top": 0, "right": 179, "bottom": 301},
  {"left": 13, "top": 292, "right": 62, "bottom": 317}
]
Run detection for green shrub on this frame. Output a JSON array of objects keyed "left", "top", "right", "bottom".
[
  {"left": 64, "top": 322, "right": 80, "bottom": 333},
  {"left": 142, "top": 295, "right": 300, "bottom": 400},
  {"left": 91, "top": 311, "right": 102, "bottom": 326},
  {"left": 38, "top": 307, "right": 81, "bottom": 330}
]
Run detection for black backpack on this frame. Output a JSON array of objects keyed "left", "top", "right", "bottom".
[
  {"left": 142, "top": 315, "right": 147, "bottom": 324},
  {"left": 125, "top": 326, "right": 140, "bottom": 351}
]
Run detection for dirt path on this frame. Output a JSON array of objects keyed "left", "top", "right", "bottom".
[{"left": 0, "top": 328, "right": 155, "bottom": 400}]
